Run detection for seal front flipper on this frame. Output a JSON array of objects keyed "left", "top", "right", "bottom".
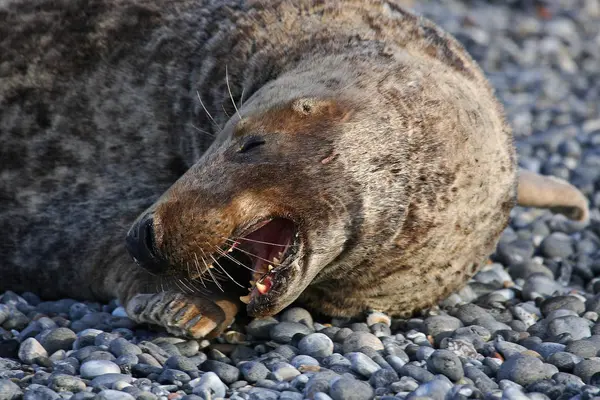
[
  {"left": 517, "top": 169, "right": 590, "bottom": 224},
  {"left": 125, "top": 291, "right": 239, "bottom": 339}
]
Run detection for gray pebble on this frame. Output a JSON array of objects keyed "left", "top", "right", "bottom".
[
  {"left": 248, "top": 387, "right": 280, "bottom": 400},
  {"left": 158, "top": 368, "right": 191, "bottom": 384},
  {"left": 280, "top": 391, "right": 304, "bottom": 400},
  {"left": 347, "top": 352, "right": 381, "bottom": 378},
  {"left": 342, "top": 332, "right": 384, "bottom": 353},
  {"left": 80, "top": 360, "right": 121, "bottom": 379},
  {"left": 291, "top": 355, "right": 319, "bottom": 369},
  {"left": 299, "top": 333, "right": 334, "bottom": 358},
  {"left": 47, "top": 374, "right": 86, "bottom": 393},
  {"left": 426, "top": 349, "right": 464, "bottom": 381},
  {"left": 272, "top": 362, "right": 301, "bottom": 381},
  {"left": 90, "top": 373, "right": 134, "bottom": 389},
  {"left": 241, "top": 361, "right": 270, "bottom": 382},
  {"left": 280, "top": 307, "right": 314, "bottom": 328},
  {"left": 330, "top": 377, "right": 374, "bottom": 400},
  {"left": 539, "top": 232, "right": 574, "bottom": 259},
  {"left": 270, "top": 322, "right": 313, "bottom": 344},
  {"left": 406, "top": 376, "right": 453, "bottom": 400},
  {"left": 23, "top": 384, "right": 60, "bottom": 400},
  {"left": 39, "top": 328, "right": 77, "bottom": 354},
  {"left": 573, "top": 359, "right": 600, "bottom": 383},
  {"left": 95, "top": 390, "right": 135, "bottom": 400},
  {"left": 423, "top": 315, "right": 463, "bottom": 338},
  {"left": 497, "top": 355, "right": 558, "bottom": 386},
  {"left": 108, "top": 337, "right": 141, "bottom": 357},
  {"left": 547, "top": 351, "right": 581, "bottom": 371},
  {"left": 192, "top": 371, "right": 226, "bottom": 398},
  {"left": 547, "top": 315, "right": 591, "bottom": 340},
  {"left": 390, "top": 376, "right": 419, "bottom": 393},
  {"left": 201, "top": 360, "right": 240, "bottom": 384},
  {"left": 541, "top": 296, "right": 585, "bottom": 316},
  {"left": 18, "top": 337, "right": 48, "bottom": 364},
  {"left": 0, "top": 379, "right": 23, "bottom": 400},
  {"left": 247, "top": 318, "right": 279, "bottom": 339}
]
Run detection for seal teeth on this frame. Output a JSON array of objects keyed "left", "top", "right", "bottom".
[
  {"left": 256, "top": 281, "right": 268, "bottom": 294},
  {"left": 239, "top": 295, "right": 250, "bottom": 304},
  {"left": 268, "top": 264, "right": 274, "bottom": 271}
]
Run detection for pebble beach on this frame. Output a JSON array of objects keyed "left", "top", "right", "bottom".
[{"left": 1, "top": 0, "right": 600, "bottom": 399}]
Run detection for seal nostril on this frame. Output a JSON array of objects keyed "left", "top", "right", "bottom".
[
  {"left": 142, "top": 218, "right": 157, "bottom": 258},
  {"left": 126, "top": 214, "right": 169, "bottom": 274}
]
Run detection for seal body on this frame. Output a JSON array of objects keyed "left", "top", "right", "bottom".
[{"left": 0, "top": 0, "right": 527, "bottom": 337}]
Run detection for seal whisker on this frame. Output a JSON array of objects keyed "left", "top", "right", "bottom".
[
  {"left": 227, "top": 236, "right": 297, "bottom": 248},
  {"left": 192, "top": 255, "right": 208, "bottom": 288},
  {"left": 221, "top": 105, "right": 231, "bottom": 119},
  {"left": 221, "top": 238, "right": 286, "bottom": 267},
  {"left": 212, "top": 244, "right": 259, "bottom": 273},
  {"left": 196, "top": 91, "right": 220, "bottom": 129},
  {"left": 190, "top": 123, "right": 215, "bottom": 137},
  {"left": 226, "top": 65, "right": 242, "bottom": 121},
  {"left": 178, "top": 278, "right": 195, "bottom": 294},
  {"left": 238, "top": 87, "right": 245, "bottom": 108},
  {"left": 210, "top": 247, "right": 246, "bottom": 288},
  {"left": 199, "top": 248, "right": 224, "bottom": 292}
]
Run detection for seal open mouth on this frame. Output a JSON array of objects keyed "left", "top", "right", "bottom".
[{"left": 196, "top": 217, "right": 302, "bottom": 313}]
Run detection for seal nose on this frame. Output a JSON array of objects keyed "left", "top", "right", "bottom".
[{"left": 125, "top": 213, "right": 169, "bottom": 274}]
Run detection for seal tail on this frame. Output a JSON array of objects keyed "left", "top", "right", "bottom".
[{"left": 517, "top": 169, "right": 590, "bottom": 224}]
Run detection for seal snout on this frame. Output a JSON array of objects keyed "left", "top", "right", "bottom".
[{"left": 125, "top": 213, "right": 169, "bottom": 274}]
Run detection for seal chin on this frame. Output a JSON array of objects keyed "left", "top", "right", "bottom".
[{"left": 208, "top": 217, "right": 305, "bottom": 317}]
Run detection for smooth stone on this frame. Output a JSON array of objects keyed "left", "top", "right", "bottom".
[
  {"left": 165, "top": 355, "right": 199, "bottom": 372},
  {"left": 390, "top": 376, "right": 420, "bottom": 393},
  {"left": 95, "top": 389, "right": 135, "bottom": 400},
  {"left": 158, "top": 368, "right": 192, "bottom": 384},
  {"left": 18, "top": 338, "right": 48, "bottom": 364},
  {"left": 0, "top": 379, "right": 23, "bottom": 400},
  {"left": 201, "top": 360, "right": 240, "bottom": 384},
  {"left": 108, "top": 338, "right": 142, "bottom": 357},
  {"left": 547, "top": 315, "right": 591, "bottom": 340},
  {"left": 426, "top": 349, "right": 464, "bottom": 381},
  {"left": 291, "top": 355, "right": 319, "bottom": 369},
  {"left": 272, "top": 362, "right": 301, "bottom": 381},
  {"left": 270, "top": 322, "right": 313, "bottom": 344},
  {"left": 539, "top": 232, "right": 574, "bottom": 259},
  {"left": 330, "top": 377, "right": 374, "bottom": 400},
  {"left": 241, "top": 361, "right": 270, "bottom": 383},
  {"left": 47, "top": 374, "right": 86, "bottom": 393},
  {"left": 22, "top": 384, "right": 60, "bottom": 400},
  {"left": 342, "top": 332, "right": 384, "bottom": 353},
  {"left": 347, "top": 352, "right": 381, "bottom": 378},
  {"left": 547, "top": 352, "right": 581, "bottom": 371},
  {"left": 39, "top": 328, "right": 77, "bottom": 354},
  {"left": 405, "top": 376, "right": 453, "bottom": 400},
  {"left": 423, "top": 315, "right": 463, "bottom": 338},
  {"left": 247, "top": 318, "right": 279, "bottom": 339},
  {"left": 573, "top": 359, "right": 600, "bottom": 383},
  {"left": 497, "top": 355, "right": 558, "bottom": 386},
  {"left": 280, "top": 307, "right": 314, "bottom": 328},
  {"left": 80, "top": 360, "right": 121, "bottom": 379},
  {"left": 298, "top": 333, "right": 334, "bottom": 358},
  {"left": 541, "top": 296, "right": 585, "bottom": 316},
  {"left": 191, "top": 372, "right": 226, "bottom": 398},
  {"left": 90, "top": 373, "right": 134, "bottom": 389}
]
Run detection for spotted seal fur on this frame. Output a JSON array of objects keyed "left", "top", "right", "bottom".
[{"left": 0, "top": 0, "right": 589, "bottom": 338}]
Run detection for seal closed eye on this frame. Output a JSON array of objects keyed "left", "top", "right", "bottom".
[{"left": 0, "top": 0, "right": 590, "bottom": 339}]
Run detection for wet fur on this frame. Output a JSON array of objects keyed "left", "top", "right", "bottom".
[{"left": 0, "top": 0, "right": 586, "bottom": 334}]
